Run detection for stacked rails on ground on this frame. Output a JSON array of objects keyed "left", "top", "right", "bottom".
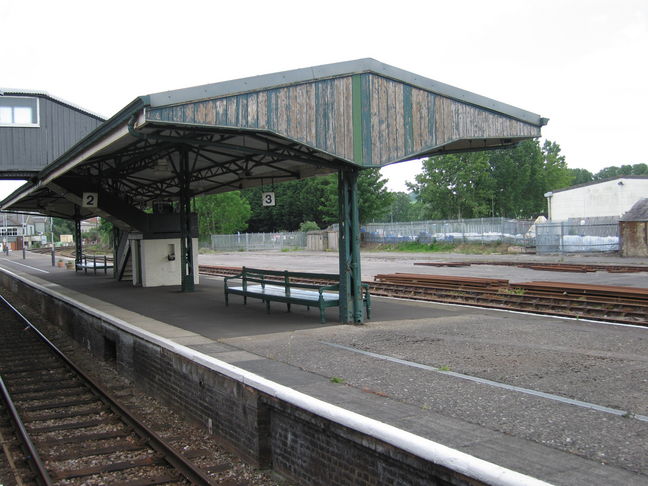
[
  {"left": 374, "top": 273, "right": 509, "bottom": 292},
  {"left": 411, "top": 262, "right": 470, "bottom": 267},
  {"left": 199, "top": 265, "right": 242, "bottom": 277},
  {"left": 414, "top": 261, "right": 648, "bottom": 273},
  {"left": 514, "top": 281, "right": 648, "bottom": 304}
]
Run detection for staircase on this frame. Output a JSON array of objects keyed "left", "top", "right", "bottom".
[{"left": 115, "top": 230, "right": 134, "bottom": 283}]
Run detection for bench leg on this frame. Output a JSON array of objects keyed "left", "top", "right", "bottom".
[
  {"left": 225, "top": 292, "right": 229, "bottom": 306},
  {"left": 319, "top": 307, "right": 326, "bottom": 324},
  {"left": 244, "top": 295, "right": 247, "bottom": 305},
  {"left": 287, "top": 302, "right": 291, "bottom": 313}
]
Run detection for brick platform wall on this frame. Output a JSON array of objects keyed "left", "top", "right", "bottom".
[{"left": 0, "top": 272, "right": 483, "bottom": 486}]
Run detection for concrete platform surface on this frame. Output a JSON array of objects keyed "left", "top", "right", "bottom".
[{"left": 2, "top": 250, "right": 648, "bottom": 485}]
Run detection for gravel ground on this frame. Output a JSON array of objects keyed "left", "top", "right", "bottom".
[
  {"left": 220, "top": 303, "right": 648, "bottom": 479},
  {"left": 0, "top": 300, "right": 290, "bottom": 486}
]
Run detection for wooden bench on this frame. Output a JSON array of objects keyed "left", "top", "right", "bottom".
[{"left": 224, "top": 267, "right": 371, "bottom": 323}]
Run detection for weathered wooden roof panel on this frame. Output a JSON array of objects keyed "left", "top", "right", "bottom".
[{"left": 146, "top": 67, "right": 542, "bottom": 167}]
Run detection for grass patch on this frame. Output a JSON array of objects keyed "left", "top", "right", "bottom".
[
  {"left": 498, "top": 287, "right": 526, "bottom": 296},
  {"left": 330, "top": 376, "right": 345, "bottom": 384},
  {"left": 369, "top": 241, "right": 513, "bottom": 254}
]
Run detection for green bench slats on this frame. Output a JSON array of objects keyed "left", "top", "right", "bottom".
[{"left": 224, "top": 267, "right": 371, "bottom": 323}]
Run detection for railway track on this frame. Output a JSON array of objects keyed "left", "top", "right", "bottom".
[
  {"left": 0, "top": 295, "right": 215, "bottom": 486},
  {"left": 199, "top": 265, "right": 648, "bottom": 326}
]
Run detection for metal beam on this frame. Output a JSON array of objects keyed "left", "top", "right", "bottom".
[{"left": 338, "top": 168, "right": 364, "bottom": 323}]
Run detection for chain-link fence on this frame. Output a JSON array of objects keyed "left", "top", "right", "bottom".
[
  {"left": 208, "top": 217, "right": 621, "bottom": 254},
  {"left": 535, "top": 217, "right": 619, "bottom": 254},
  {"left": 210, "top": 232, "right": 306, "bottom": 251},
  {"left": 362, "top": 217, "right": 535, "bottom": 246}
]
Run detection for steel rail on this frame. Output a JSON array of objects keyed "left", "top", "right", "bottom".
[
  {"left": 0, "top": 375, "right": 54, "bottom": 486},
  {"left": 0, "top": 293, "right": 214, "bottom": 486}
]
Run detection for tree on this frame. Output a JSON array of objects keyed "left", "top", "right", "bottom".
[
  {"left": 375, "top": 192, "right": 418, "bottom": 222},
  {"left": 408, "top": 139, "right": 571, "bottom": 219},
  {"left": 243, "top": 176, "right": 333, "bottom": 232},
  {"left": 319, "top": 169, "right": 394, "bottom": 225},
  {"left": 243, "top": 169, "right": 393, "bottom": 231},
  {"left": 52, "top": 218, "right": 75, "bottom": 241},
  {"left": 594, "top": 163, "right": 648, "bottom": 180},
  {"left": 193, "top": 192, "right": 251, "bottom": 240},
  {"left": 407, "top": 150, "right": 494, "bottom": 219},
  {"left": 568, "top": 168, "right": 594, "bottom": 186}
]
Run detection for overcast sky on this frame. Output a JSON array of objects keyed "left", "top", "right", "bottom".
[{"left": 2, "top": 0, "right": 646, "bottom": 198}]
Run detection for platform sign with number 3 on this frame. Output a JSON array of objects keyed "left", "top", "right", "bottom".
[
  {"left": 262, "top": 192, "right": 276, "bottom": 207},
  {"left": 82, "top": 192, "right": 98, "bottom": 208}
]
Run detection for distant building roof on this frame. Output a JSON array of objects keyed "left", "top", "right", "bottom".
[
  {"left": 548, "top": 175, "right": 648, "bottom": 195},
  {"left": 0, "top": 88, "right": 105, "bottom": 121},
  {"left": 620, "top": 198, "right": 648, "bottom": 222}
]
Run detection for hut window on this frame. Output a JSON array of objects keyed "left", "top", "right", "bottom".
[{"left": 0, "top": 96, "right": 39, "bottom": 127}]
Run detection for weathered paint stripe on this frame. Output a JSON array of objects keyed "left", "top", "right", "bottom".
[
  {"left": 428, "top": 93, "right": 436, "bottom": 147},
  {"left": 361, "top": 74, "right": 373, "bottom": 166},
  {"left": 403, "top": 84, "right": 413, "bottom": 155},
  {"left": 352, "top": 75, "right": 363, "bottom": 164}
]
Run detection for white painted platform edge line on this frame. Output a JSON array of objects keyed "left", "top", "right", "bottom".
[
  {"left": 0, "top": 267, "right": 553, "bottom": 486},
  {"left": 323, "top": 342, "right": 648, "bottom": 423},
  {"left": 0, "top": 258, "right": 50, "bottom": 273}
]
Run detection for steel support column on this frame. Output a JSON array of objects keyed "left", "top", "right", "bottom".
[
  {"left": 338, "top": 168, "right": 364, "bottom": 323},
  {"left": 74, "top": 206, "right": 82, "bottom": 269},
  {"left": 179, "top": 147, "right": 195, "bottom": 292}
]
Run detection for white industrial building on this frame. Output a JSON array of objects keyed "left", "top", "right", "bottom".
[{"left": 544, "top": 176, "right": 648, "bottom": 221}]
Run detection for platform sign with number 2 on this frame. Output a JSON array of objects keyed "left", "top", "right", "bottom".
[
  {"left": 262, "top": 192, "right": 276, "bottom": 207},
  {"left": 82, "top": 192, "right": 98, "bottom": 208}
]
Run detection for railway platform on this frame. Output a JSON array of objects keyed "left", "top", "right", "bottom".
[{"left": 1, "top": 250, "right": 647, "bottom": 485}]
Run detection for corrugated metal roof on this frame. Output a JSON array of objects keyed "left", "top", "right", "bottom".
[{"left": 621, "top": 198, "right": 648, "bottom": 221}]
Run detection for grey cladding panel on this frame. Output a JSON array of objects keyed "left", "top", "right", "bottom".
[{"left": 0, "top": 97, "right": 103, "bottom": 173}]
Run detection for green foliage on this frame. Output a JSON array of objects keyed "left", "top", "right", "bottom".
[
  {"left": 298, "top": 221, "right": 320, "bottom": 232},
  {"left": 52, "top": 218, "right": 75, "bottom": 240},
  {"left": 408, "top": 140, "right": 571, "bottom": 219},
  {"left": 98, "top": 218, "right": 113, "bottom": 247},
  {"left": 373, "top": 241, "right": 517, "bottom": 254},
  {"left": 566, "top": 163, "right": 647, "bottom": 188},
  {"left": 379, "top": 241, "right": 457, "bottom": 252},
  {"left": 243, "top": 176, "right": 333, "bottom": 232},
  {"left": 593, "top": 163, "right": 648, "bottom": 180},
  {"left": 242, "top": 169, "right": 393, "bottom": 231},
  {"left": 378, "top": 192, "right": 426, "bottom": 222},
  {"left": 193, "top": 192, "right": 251, "bottom": 239},
  {"left": 568, "top": 168, "right": 594, "bottom": 186}
]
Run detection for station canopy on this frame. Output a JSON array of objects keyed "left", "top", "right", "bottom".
[{"left": 1, "top": 58, "right": 546, "bottom": 226}]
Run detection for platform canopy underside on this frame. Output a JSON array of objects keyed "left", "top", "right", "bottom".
[{"left": 5, "top": 119, "right": 350, "bottom": 222}]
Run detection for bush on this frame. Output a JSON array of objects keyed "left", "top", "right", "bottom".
[{"left": 298, "top": 221, "right": 320, "bottom": 232}]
